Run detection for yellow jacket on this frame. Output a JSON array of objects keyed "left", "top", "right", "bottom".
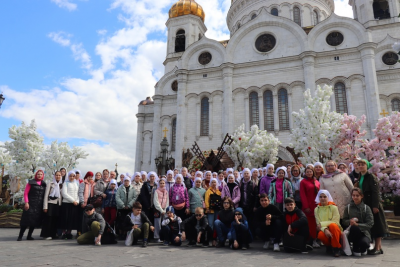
[
  {"left": 204, "top": 187, "right": 221, "bottom": 214},
  {"left": 314, "top": 202, "right": 343, "bottom": 231}
]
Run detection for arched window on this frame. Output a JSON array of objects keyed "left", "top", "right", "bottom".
[
  {"left": 263, "top": 90, "right": 274, "bottom": 131},
  {"left": 175, "top": 29, "right": 185, "bottom": 53},
  {"left": 249, "top": 92, "right": 259, "bottom": 127},
  {"left": 251, "top": 13, "right": 257, "bottom": 20},
  {"left": 271, "top": 8, "right": 278, "bottom": 16},
  {"left": 334, "top": 82, "right": 348, "bottom": 114},
  {"left": 373, "top": 0, "right": 391, "bottom": 19},
  {"left": 200, "top": 97, "right": 209, "bottom": 136},
  {"left": 392, "top": 98, "right": 400, "bottom": 112},
  {"left": 171, "top": 118, "right": 177, "bottom": 151},
  {"left": 313, "top": 11, "right": 319, "bottom": 25},
  {"left": 278, "top": 89, "right": 289, "bottom": 130},
  {"left": 293, "top": 7, "right": 301, "bottom": 26}
]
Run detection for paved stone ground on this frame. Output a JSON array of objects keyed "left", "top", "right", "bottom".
[{"left": 0, "top": 228, "right": 399, "bottom": 267}]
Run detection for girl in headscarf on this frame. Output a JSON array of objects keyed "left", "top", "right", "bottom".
[
  {"left": 314, "top": 190, "right": 342, "bottom": 257},
  {"left": 169, "top": 174, "right": 190, "bottom": 221},
  {"left": 212, "top": 172, "right": 218, "bottom": 179},
  {"left": 75, "top": 170, "right": 83, "bottom": 184},
  {"left": 300, "top": 165, "right": 320, "bottom": 248},
  {"left": 202, "top": 171, "right": 212, "bottom": 190},
  {"left": 269, "top": 167, "right": 293, "bottom": 212},
  {"left": 188, "top": 177, "right": 206, "bottom": 214},
  {"left": 221, "top": 174, "right": 241, "bottom": 208},
  {"left": 131, "top": 172, "right": 143, "bottom": 197},
  {"left": 141, "top": 171, "right": 148, "bottom": 183},
  {"left": 102, "top": 179, "right": 118, "bottom": 228},
  {"left": 60, "top": 171, "right": 79, "bottom": 239},
  {"left": 204, "top": 178, "right": 221, "bottom": 230},
  {"left": 259, "top": 164, "right": 275, "bottom": 195},
  {"left": 77, "top": 171, "right": 95, "bottom": 237},
  {"left": 217, "top": 171, "right": 226, "bottom": 190},
  {"left": 116, "top": 177, "right": 137, "bottom": 239},
  {"left": 41, "top": 171, "right": 63, "bottom": 240},
  {"left": 153, "top": 178, "right": 169, "bottom": 242},
  {"left": 18, "top": 169, "right": 47, "bottom": 241}
]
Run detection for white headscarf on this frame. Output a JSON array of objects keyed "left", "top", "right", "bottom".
[
  {"left": 306, "top": 164, "right": 314, "bottom": 168},
  {"left": 314, "top": 162, "right": 323, "bottom": 168},
  {"left": 49, "top": 174, "right": 62, "bottom": 198},
  {"left": 315, "top": 190, "right": 334, "bottom": 204},
  {"left": 251, "top": 168, "right": 259, "bottom": 177},
  {"left": 195, "top": 171, "right": 203, "bottom": 178},
  {"left": 275, "top": 167, "right": 288, "bottom": 178},
  {"left": 226, "top": 168, "right": 233, "bottom": 174},
  {"left": 123, "top": 177, "right": 131, "bottom": 185},
  {"left": 167, "top": 170, "right": 174, "bottom": 177},
  {"left": 194, "top": 177, "right": 202, "bottom": 183},
  {"left": 125, "top": 173, "right": 131, "bottom": 179},
  {"left": 147, "top": 171, "right": 159, "bottom": 183},
  {"left": 65, "top": 171, "right": 76, "bottom": 183},
  {"left": 210, "top": 178, "right": 218, "bottom": 186},
  {"left": 132, "top": 172, "right": 141, "bottom": 182},
  {"left": 204, "top": 171, "right": 212, "bottom": 181},
  {"left": 266, "top": 164, "right": 274, "bottom": 172},
  {"left": 108, "top": 179, "right": 117, "bottom": 188},
  {"left": 141, "top": 171, "right": 147, "bottom": 177},
  {"left": 242, "top": 168, "right": 251, "bottom": 175},
  {"left": 174, "top": 174, "right": 183, "bottom": 184}
]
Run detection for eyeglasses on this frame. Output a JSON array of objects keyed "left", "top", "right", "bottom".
[
  {"left": 195, "top": 214, "right": 202, "bottom": 217},
  {"left": 234, "top": 213, "right": 241, "bottom": 216},
  {"left": 223, "top": 202, "right": 230, "bottom": 204}
]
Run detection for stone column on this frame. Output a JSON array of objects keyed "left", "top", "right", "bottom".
[
  {"left": 209, "top": 98, "right": 213, "bottom": 139},
  {"left": 288, "top": 89, "right": 293, "bottom": 130},
  {"left": 358, "top": 43, "right": 381, "bottom": 132},
  {"left": 273, "top": 91, "right": 279, "bottom": 131},
  {"left": 150, "top": 96, "right": 162, "bottom": 171},
  {"left": 135, "top": 114, "right": 145, "bottom": 172},
  {"left": 174, "top": 70, "right": 188, "bottom": 169},
  {"left": 258, "top": 93, "right": 264, "bottom": 130},
  {"left": 345, "top": 86, "right": 352, "bottom": 115},
  {"left": 300, "top": 51, "right": 316, "bottom": 93},
  {"left": 222, "top": 63, "right": 234, "bottom": 135},
  {"left": 244, "top": 95, "right": 249, "bottom": 131},
  {"left": 196, "top": 101, "right": 200, "bottom": 140}
]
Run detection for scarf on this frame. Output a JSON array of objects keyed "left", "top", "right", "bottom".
[
  {"left": 322, "top": 170, "right": 342, "bottom": 179},
  {"left": 83, "top": 180, "right": 95, "bottom": 206},
  {"left": 49, "top": 177, "right": 62, "bottom": 198},
  {"left": 227, "top": 183, "right": 236, "bottom": 196}
]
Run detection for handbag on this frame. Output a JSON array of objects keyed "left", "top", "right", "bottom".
[
  {"left": 209, "top": 191, "right": 221, "bottom": 210},
  {"left": 89, "top": 182, "right": 107, "bottom": 208},
  {"left": 173, "top": 202, "right": 186, "bottom": 210},
  {"left": 125, "top": 215, "right": 136, "bottom": 246},
  {"left": 196, "top": 189, "right": 206, "bottom": 209}
]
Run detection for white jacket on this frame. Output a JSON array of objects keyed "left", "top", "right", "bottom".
[{"left": 62, "top": 180, "right": 79, "bottom": 203}]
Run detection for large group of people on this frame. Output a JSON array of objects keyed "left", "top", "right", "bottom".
[{"left": 18, "top": 158, "right": 389, "bottom": 257}]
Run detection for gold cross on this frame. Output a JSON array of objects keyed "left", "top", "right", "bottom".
[
  {"left": 115, "top": 163, "right": 118, "bottom": 168},
  {"left": 162, "top": 127, "right": 169, "bottom": 138},
  {"left": 380, "top": 109, "right": 389, "bottom": 117}
]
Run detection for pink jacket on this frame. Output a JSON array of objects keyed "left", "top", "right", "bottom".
[
  {"left": 169, "top": 183, "right": 190, "bottom": 208},
  {"left": 221, "top": 184, "right": 241, "bottom": 208}
]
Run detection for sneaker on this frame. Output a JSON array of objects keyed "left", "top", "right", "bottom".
[
  {"left": 95, "top": 241, "right": 101, "bottom": 246},
  {"left": 361, "top": 251, "right": 367, "bottom": 256},
  {"left": 142, "top": 241, "right": 148, "bottom": 247},
  {"left": 163, "top": 241, "right": 169, "bottom": 246},
  {"left": 187, "top": 240, "right": 196, "bottom": 247},
  {"left": 333, "top": 248, "right": 341, "bottom": 257},
  {"left": 312, "top": 240, "right": 321, "bottom": 248},
  {"left": 157, "top": 239, "right": 163, "bottom": 243},
  {"left": 216, "top": 241, "right": 225, "bottom": 248},
  {"left": 301, "top": 247, "right": 309, "bottom": 254},
  {"left": 306, "top": 244, "right": 314, "bottom": 251},
  {"left": 273, "top": 243, "right": 280, "bottom": 252},
  {"left": 263, "top": 241, "right": 270, "bottom": 249},
  {"left": 353, "top": 252, "right": 361, "bottom": 257},
  {"left": 44, "top": 237, "right": 52, "bottom": 240},
  {"left": 202, "top": 242, "right": 209, "bottom": 248}
]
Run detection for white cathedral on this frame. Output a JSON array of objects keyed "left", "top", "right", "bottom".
[{"left": 135, "top": 0, "right": 400, "bottom": 171}]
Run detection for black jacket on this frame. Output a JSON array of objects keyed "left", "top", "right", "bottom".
[
  {"left": 239, "top": 179, "right": 256, "bottom": 210},
  {"left": 282, "top": 207, "right": 308, "bottom": 230},
  {"left": 181, "top": 214, "right": 209, "bottom": 233},
  {"left": 349, "top": 170, "right": 359, "bottom": 184},
  {"left": 20, "top": 180, "right": 47, "bottom": 227},
  {"left": 82, "top": 211, "right": 105, "bottom": 235},
  {"left": 183, "top": 177, "right": 193, "bottom": 190},
  {"left": 138, "top": 182, "right": 156, "bottom": 210},
  {"left": 255, "top": 204, "right": 282, "bottom": 228},
  {"left": 123, "top": 212, "right": 153, "bottom": 231}
]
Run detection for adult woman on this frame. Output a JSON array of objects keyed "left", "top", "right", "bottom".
[
  {"left": 202, "top": 171, "right": 212, "bottom": 190},
  {"left": 338, "top": 163, "right": 349, "bottom": 175},
  {"left": 131, "top": 172, "right": 143, "bottom": 197},
  {"left": 139, "top": 171, "right": 158, "bottom": 227},
  {"left": 300, "top": 166, "right": 320, "bottom": 248},
  {"left": 319, "top": 160, "right": 353, "bottom": 219},
  {"left": 314, "top": 190, "right": 342, "bottom": 257},
  {"left": 94, "top": 169, "right": 110, "bottom": 211},
  {"left": 18, "top": 169, "right": 47, "bottom": 241},
  {"left": 60, "top": 167, "right": 67, "bottom": 183},
  {"left": 78, "top": 171, "right": 95, "bottom": 236},
  {"left": 165, "top": 170, "right": 175, "bottom": 193},
  {"left": 188, "top": 177, "right": 206, "bottom": 214},
  {"left": 41, "top": 171, "right": 63, "bottom": 240},
  {"left": 314, "top": 162, "right": 325, "bottom": 181},
  {"left": 349, "top": 158, "right": 361, "bottom": 184},
  {"left": 221, "top": 174, "right": 240, "bottom": 208},
  {"left": 116, "top": 177, "right": 137, "bottom": 239},
  {"left": 214, "top": 197, "right": 235, "bottom": 247},
  {"left": 94, "top": 172, "right": 102, "bottom": 183},
  {"left": 204, "top": 178, "right": 221, "bottom": 229},
  {"left": 290, "top": 165, "right": 303, "bottom": 209},
  {"left": 356, "top": 159, "right": 389, "bottom": 255},
  {"left": 217, "top": 171, "right": 226, "bottom": 190},
  {"left": 141, "top": 171, "right": 148, "bottom": 183},
  {"left": 259, "top": 164, "right": 275, "bottom": 195},
  {"left": 61, "top": 171, "right": 79, "bottom": 239},
  {"left": 250, "top": 168, "right": 260, "bottom": 191},
  {"left": 212, "top": 172, "right": 218, "bottom": 179},
  {"left": 153, "top": 178, "right": 169, "bottom": 242},
  {"left": 269, "top": 167, "right": 293, "bottom": 212},
  {"left": 169, "top": 174, "right": 190, "bottom": 221},
  {"left": 343, "top": 188, "right": 374, "bottom": 256}
]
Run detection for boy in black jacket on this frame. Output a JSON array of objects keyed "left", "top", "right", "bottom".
[
  {"left": 181, "top": 207, "right": 212, "bottom": 247},
  {"left": 282, "top": 197, "right": 310, "bottom": 253},
  {"left": 123, "top": 202, "right": 154, "bottom": 247},
  {"left": 161, "top": 206, "right": 182, "bottom": 246}
]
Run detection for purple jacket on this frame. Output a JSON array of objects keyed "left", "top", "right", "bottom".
[
  {"left": 221, "top": 184, "right": 241, "bottom": 208},
  {"left": 259, "top": 175, "right": 275, "bottom": 195},
  {"left": 169, "top": 183, "right": 190, "bottom": 208}
]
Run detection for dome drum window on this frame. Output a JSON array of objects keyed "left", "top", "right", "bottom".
[
  {"left": 171, "top": 80, "right": 178, "bottom": 91},
  {"left": 382, "top": 52, "right": 399, "bottom": 65},
  {"left": 198, "top": 52, "right": 212, "bottom": 65},
  {"left": 326, "top": 32, "right": 344, "bottom": 46},
  {"left": 255, "top": 34, "right": 276, "bottom": 53}
]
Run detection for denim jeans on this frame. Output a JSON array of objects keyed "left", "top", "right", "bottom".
[
  {"left": 214, "top": 220, "right": 230, "bottom": 242},
  {"left": 207, "top": 213, "right": 218, "bottom": 230}
]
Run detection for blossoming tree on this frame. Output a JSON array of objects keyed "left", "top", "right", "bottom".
[
  {"left": 224, "top": 124, "right": 281, "bottom": 169},
  {"left": 290, "top": 85, "right": 343, "bottom": 164},
  {"left": 362, "top": 112, "right": 400, "bottom": 195}
]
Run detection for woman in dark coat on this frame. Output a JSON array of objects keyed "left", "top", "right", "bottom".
[
  {"left": 18, "top": 170, "right": 47, "bottom": 241},
  {"left": 356, "top": 159, "right": 389, "bottom": 255}
]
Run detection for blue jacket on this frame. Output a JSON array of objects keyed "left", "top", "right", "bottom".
[{"left": 102, "top": 188, "right": 117, "bottom": 208}]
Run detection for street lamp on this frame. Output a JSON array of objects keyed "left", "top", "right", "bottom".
[
  {"left": 154, "top": 135, "right": 175, "bottom": 176},
  {"left": 0, "top": 93, "right": 5, "bottom": 109}
]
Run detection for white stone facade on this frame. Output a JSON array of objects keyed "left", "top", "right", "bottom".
[{"left": 135, "top": 0, "right": 400, "bottom": 172}]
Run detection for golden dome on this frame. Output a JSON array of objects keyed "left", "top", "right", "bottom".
[{"left": 169, "top": 0, "right": 205, "bottom": 22}]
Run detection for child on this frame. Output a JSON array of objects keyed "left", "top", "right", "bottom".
[
  {"left": 102, "top": 179, "right": 118, "bottom": 228},
  {"left": 269, "top": 167, "right": 293, "bottom": 212},
  {"left": 230, "top": 208, "right": 252, "bottom": 250},
  {"left": 181, "top": 207, "right": 212, "bottom": 247},
  {"left": 161, "top": 206, "right": 182, "bottom": 246}
]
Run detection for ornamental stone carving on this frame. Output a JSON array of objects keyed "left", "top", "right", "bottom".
[
  {"left": 326, "top": 32, "right": 344, "bottom": 46},
  {"left": 255, "top": 34, "right": 276, "bottom": 52},
  {"left": 198, "top": 52, "right": 212, "bottom": 65},
  {"left": 382, "top": 52, "right": 399, "bottom": 65}
]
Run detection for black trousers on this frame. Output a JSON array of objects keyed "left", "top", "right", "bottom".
[
  {"left": 242, "top": 207, "right": 255, "bottom": 237},
  {"left": 259, "top": 218, "right": 283, "bottom": 243},
  {"left": 283, "top": 223, "right": 309, "bottom": 252},
  {"left": 40, "top": 216, "right": 59, "bottom": 238},
  {"left": 161, "top": 225, "right": 182, "bottom": 246},
  {"left": 231, "top": 222, "right": 249, "bottom": 247},
  {"left": 185, "top": 224, "right": 212, "bottom": 245},
  {"left": 348, "top": 225, "right": 370, "bottom": 253}
]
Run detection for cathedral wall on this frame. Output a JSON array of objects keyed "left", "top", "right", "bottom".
[
  {"left": 186, "top": 47, "right": 225, "bottom": 70},
  {"left": 312, "top": 28, "right": 361, "bottom": 53},
  {"left": 349, "top": 78, "right": 367, "bottom": 119},
  {"left": 291, "top": 85, "right": 305, "bottom": 112},
  {"left": 370, "top": 26, "right": 400, "bottom": 43},
  {"left": 233, "top": 90, "right": 246, "bottom": 130}
]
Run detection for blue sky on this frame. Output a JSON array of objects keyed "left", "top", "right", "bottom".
[{"left": 0, "top": 0, "right": 353, "bottom": 174}]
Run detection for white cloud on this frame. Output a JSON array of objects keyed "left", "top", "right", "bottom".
[
  {"left": 51, "top": 0, "right": 77, "bottom": 11},
  {"left": 48, "top": 31, "right": 71, "bottom": 46},
  {"left": 334, "top": 0, "right": 354, "bottom": 18}
]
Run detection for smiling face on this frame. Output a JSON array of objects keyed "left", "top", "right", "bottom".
[
  {"left": 228, "top": 175, "right": 235, "bottom": 184},
  {"left": 55, "top": 172, "right": 62, "bottom": 182},
  {"left": 205, "top": 172, "right": 211, "bottom": 181},
  {"left": 291, "top": 167, "right": 300, "bottom": 177},
  {"left": 95, "top": 172, "right": 102, "bottom": 181},
  {"left": 325, "top": 162, "right": 337, "bottom": 173},
  {"left": 218, "top": 173, "right": 224, "bottom": 181},
  {"left": 319, "top": 193, "right": 328, "bottom": 205},
  {"left": 60, "top": 169, "right": 66, "bottom": 177},
  {"left": 134, "top": 175, "right": 141, "bottom": 183},
  {"left": 175, "top": 176, "right": 182, "bottom": 184},
  {"left": 357, "top": 162, "right": 368, "bottom": 174},
  {"left": 69, "top": 173, "right": 76, "bottom": 182},
  {"left": 314, "top": 165, "right": 323, "bottom": 174},
  {"left": 305, "top": 168, "right": 314, "bottom": 178},
  {"left": 277, "top": 170, "right": 285, "bottom": 179},
  {"left": 338, "top": 164, "right": 347, "bottom": 173}
]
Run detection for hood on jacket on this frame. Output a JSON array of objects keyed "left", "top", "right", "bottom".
[{"left": 234, "top": 207, "right": 247, "bottom": 222}]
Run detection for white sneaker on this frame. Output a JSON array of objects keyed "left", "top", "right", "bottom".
[
  {"left": 263, "top": 241, "right": 270, "bottom": 249},
  {"left": 362, "top": 251, "right": 367, "bottom": 256},
  {"left": 94, "top": 237, "right": 101, "bottom": 246},
  {"left": 312, "top": 240, "right": 321, "bottom": 248},
  {"left": 44, "top": 237, "right": 52, "bottom": 240},
  {"left": 353, "top": 252, "right": 361, "bottom": 257},
  {"left": 157, "top": 239, "right": 163, "bottom": 243},
  {"left": 273, "top": 243, "right": 280, "bottom": 252}
]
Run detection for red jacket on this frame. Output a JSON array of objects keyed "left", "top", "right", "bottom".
[{"left": 300, "top": 177, "right": 320, "bottom": 216}]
